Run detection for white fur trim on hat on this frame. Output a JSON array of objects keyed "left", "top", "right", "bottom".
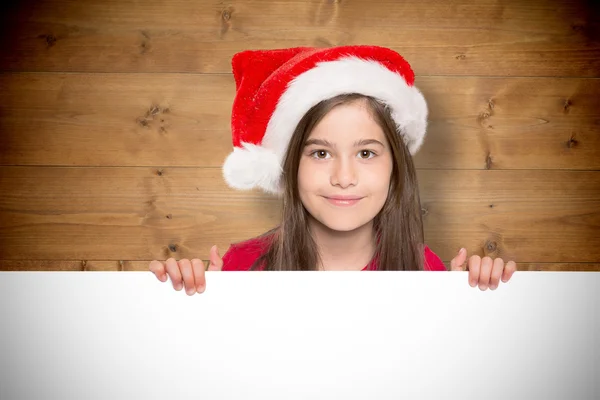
[
  {"left": 263, "top": 56, "right": 428, "bottom": 164},
  {"left": 222, "top": 142, "right": 282, "bottom": 194}
]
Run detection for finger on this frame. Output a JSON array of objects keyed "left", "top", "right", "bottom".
[
  {"left": 468, "top": 255, "right": 481, "bottom": 288},
  {"left": 148, "top": 260, "right": 168, "bottom": 282},
  {"left": 502, "top": 260, "right": 517, "bottom": 282},
  {"left": 450, "top": 248, "right": 467, "bottom": 271},
  {"left": 478, "top": 257, "right": 493, "bottom": 291},
  {"left": 208, "top": 245, "right": 223, "bottom": 271},
  {"left": 489, "top": 258, "right": 505, "bottom": 290},
  {"left": 164, "top": 258, "right": 183, "bottom": 291},
  {"left": 177, "top": 259, "right": 196, "bottom": 296},
  {"left": 191, "top": 258, "right": 207, "bottom": 293}
]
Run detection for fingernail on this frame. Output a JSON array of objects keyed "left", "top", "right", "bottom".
[
  {"left": 186, "top": 288, "right": 195, "bottom": 296},
  {"left": 490, "top": 284, "right": 497, "bottom": 290},
  {"left": 470, "top": 279, "right": 477, "bottom": 287},
  {"left": 175, "top": 283, "right": 182, "bottom": 291},
  {"left": 197, "top": 285, "right": 205, "bottom": 294},
  {"left": 460, "top": 248, "right": 465, "bottom": 253}
]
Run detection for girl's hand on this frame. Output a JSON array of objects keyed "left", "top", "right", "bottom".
[
  {"left": 450, "top": 248, "right": 517, "bottom": 290},
  {"left": 149, "top": 245, "right": 223, "bottom": 295}
]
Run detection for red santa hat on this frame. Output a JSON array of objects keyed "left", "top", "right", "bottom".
[{"left": 222, "top": 45, "right": 428, "bottom": 195}]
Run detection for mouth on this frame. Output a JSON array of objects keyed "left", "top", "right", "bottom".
[{"left": 323, "top": 195, "right": 364, "bottom": 207}]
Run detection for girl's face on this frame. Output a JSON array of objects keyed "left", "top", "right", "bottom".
[{"left": 298, "top": 100, "right": 393, "bottom": 232}]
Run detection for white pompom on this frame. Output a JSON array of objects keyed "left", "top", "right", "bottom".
[{"left": 222, "top": 142, "right": 283, "bottom": 195}]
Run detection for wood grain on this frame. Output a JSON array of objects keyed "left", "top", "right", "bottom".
[
  {"left": 1, "top": 0, "right": 598, "bottom": 76},
  {"left": 1, "top": 73, "right": 598, "bottom": 169},
  {"left": 0, "top": 166, "right": 598, "bottom": 264}
]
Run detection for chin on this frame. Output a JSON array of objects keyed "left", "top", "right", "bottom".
[{"left": 314, "top": 215, "right": 372, "bottom": 233}]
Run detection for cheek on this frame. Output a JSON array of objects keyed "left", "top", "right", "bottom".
[
  {"left": 298, "top": 160, "right": 325, "bottom": 189},
  {"left": 364, "top": 160, "right": 392, "bottom": 193}
]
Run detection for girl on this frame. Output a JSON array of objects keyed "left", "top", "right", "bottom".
[{"left": 149, "top": 46, "right": 517, "bottom": 295}]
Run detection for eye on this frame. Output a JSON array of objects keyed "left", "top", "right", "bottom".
[
  {"left": 310, "top": 150, "right": 330, "bottom": 159},
  {"left": 358, "top": 150, "right": 375, "bottom": 159}
]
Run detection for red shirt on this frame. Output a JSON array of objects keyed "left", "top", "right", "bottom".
[{"left": 221, "top": 236, "right": 447, "bottom": 271}]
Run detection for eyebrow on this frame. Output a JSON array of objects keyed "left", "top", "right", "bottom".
[{"left": 304, "top": 138, "right": 385, "bottom": 147}]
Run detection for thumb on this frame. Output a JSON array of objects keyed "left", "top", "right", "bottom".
[
  {"left": 208, "top": 245, "right": 223, "bottom": 271},
  {"left": 450, "top": 248, "right": 467, "bottom": 271}
]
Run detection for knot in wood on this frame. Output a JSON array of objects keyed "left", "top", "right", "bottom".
[
  {"left": 38, "top": 34, "right": 57, "bottom": 47},
  {"left": 149, "top": 105, "right": 160, "bottom": 116},
  {"left": 485, "top": 153, "right": 493, "bottom": 169},
  {"left": 567, "top": 134, "right": 579, "bottom": 148}
]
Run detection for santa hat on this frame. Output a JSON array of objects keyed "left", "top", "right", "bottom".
[{"left": 222, "top": 45, "right": 428, "bottom": 195}]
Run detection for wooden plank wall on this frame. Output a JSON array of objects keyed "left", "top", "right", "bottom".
[{"left": 0, "top": 0, "right": 598, "bottom": 271}]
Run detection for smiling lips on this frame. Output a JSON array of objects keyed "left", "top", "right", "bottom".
[{"left": 323, "top": 195, "right": 364, "bottom": 207}]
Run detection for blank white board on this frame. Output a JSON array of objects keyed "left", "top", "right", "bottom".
[{"left": 0, "top": 271, "right": 598, "bottom": 400}]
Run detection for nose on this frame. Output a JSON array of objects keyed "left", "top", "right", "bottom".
[{"left": 330, "top": 157, "right": 357, "bottom": 188}]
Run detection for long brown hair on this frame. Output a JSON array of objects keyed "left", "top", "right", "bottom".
[{"left": 250, "top": 93, "right": 425, "bottom": 271}]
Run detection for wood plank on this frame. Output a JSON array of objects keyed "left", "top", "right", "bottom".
[
  {"left": 1, "top": 73, "right": 598, "bottom": 169},
  {"left": 0, "top": 167, "right": 598, "bottom": 263},
  {"left": 1, "top": 0, "right": 598, "bottom": 76},
  {"left": 1, "top": 260, "right": 599, "bottom": 272},
  {"left": 0, "top": 260, "right": 216, "bottom": 272}
]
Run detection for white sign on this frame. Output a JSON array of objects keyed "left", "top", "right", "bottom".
[{"left": 0, "top": 271, "right": 598, "bottom": 399}]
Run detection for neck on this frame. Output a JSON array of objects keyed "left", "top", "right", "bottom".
[{"left": 308, "top": 216, "right": 376, "bottom": 271}]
